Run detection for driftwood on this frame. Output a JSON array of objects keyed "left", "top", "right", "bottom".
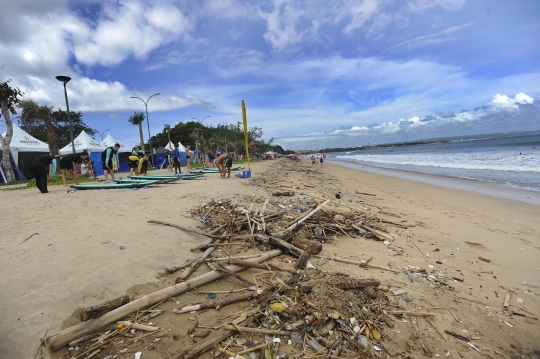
[
  {"left": 173, "top": 291, "right": 258, "bottom": 314},
  {"left": 166, "top": 258, "right": 196, "bottom": 273},
  {"left": 272, "top": 190, "right": 295, "bottom": 196},
  {"left": 313, "top": 255, "right": 399, "bottom": 273},
  {"left": 504, "top": 292, "right": 511, "bottom": 309},
  {"left": 223, "top": 325, "right": 294, "bottom": 335},
  {"left": 118, "top": 321, "right": 159, "bottom": 331},
  {"left": 286, "top": 199, "right": 331, "bottom": 231},
  {"left": 358, "top": 223, "right": 394, "bottom": 242},
  {"left": 45, "top": 250, "right": 282, "bottom": 352},
  {"left": 225, "top": 258, "right": 297, "bottom": 274},
  {"left": 171, "top": 310, "right": 257, "bottom": 359},
  {"left": 190, "top": 242, "right": 248, "bottom": 251},
  {"left": 299, "top": 278, "right": 381, "bottom": 293},
  {"left": 292, "top": 237, "right": 322, "bottom": 254},
  {"left": 181, "top": 246, "right": 215, "bottom": 280},
  {"left": 79, "top": 295, "right": 130, "bottom": 321},
  {"left": 255, "top": 234, "right": 310, "bottom": 269},
  {"left": 147, "top": 220, "right": 221, "bottom": 239},
  {"left": 207, "top": 262, "right": 256, "bottom": 287}
]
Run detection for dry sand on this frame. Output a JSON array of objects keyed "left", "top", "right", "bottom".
[{"left": 0, "top": 159, "right": 539, "bottom": 358}]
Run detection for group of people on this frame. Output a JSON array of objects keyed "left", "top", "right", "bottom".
[
  {"left": 29, "top": 143, "right": 123, "bottom": 193},
  {"left": 27, "top": 142, "right": 237, "bottom": 193},
  {"left": 311, "top": 155, "right": 324, "bottom": 167},
  {"left": 128, "top": 145, "right": 151, "bottom": 177}
]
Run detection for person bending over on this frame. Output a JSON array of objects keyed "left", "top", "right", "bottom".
[
  {"left": 216, "top": 153, "right": 233, "bottom": 178},
  {"left": 59, "top": 150, "right": 89, "bottom": 186},
  {"left": 102, "top": 143, "right": 121, "bottom": 181},
  {"left": 29, "top": 154, "right": 57, "bottom": 193}
]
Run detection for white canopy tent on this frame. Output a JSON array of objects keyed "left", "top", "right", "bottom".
[
  {"left": 101, "top": 134, "right": 130, "bottom": 152},
  {"left": 1, "top": 123, "right": 50, "bottom": 165},
  {"left": 177, "top": 141, "right": 186, "bottom": 151},
  {"left": 59, "top": 130, "right": 106, "bottom": 154},
  {"left": 164, "top": 141, "right": 175, "bottom": 151}
]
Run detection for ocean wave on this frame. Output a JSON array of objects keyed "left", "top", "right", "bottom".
[{"left": 335, "top": 154, "right": 540, "bottom": 172}]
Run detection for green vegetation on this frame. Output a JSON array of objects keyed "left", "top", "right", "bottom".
[{"left": 150, "top": 121, "right": 284, "bottom": 156}]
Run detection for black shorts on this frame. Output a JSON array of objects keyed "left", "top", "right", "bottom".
[
  {"left": 128, "top": 160, "right": 138, "bottom": 169},
  {"left": 225, "top": 158, "right": 233, "bottom": 168},
  {"left": 59, "top": 158, "right": 74, "bottom": 170},
  {"left": 186, "top": 155, "right": 191, "bottom": 159},
  {"left": 103, "top": 161, "right": 113, "bottom": 170}
]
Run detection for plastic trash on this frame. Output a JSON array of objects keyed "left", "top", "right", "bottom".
[
  {"left": 200, "top": 215, "right": 212, "bottom": 222},
  {"left": 523, "top": 282, "right": 538, "bottom": 288},
  {"left": 119, "top": 246, "right": 126, "bottom": 250},
  {"left": 309, "top": 337, "right": 324, "bottom": 352},
  {"left": 404, "top": 267, "right": 420, "bottom": 282},
  {"left": 358, "top": 335, "right": 370, "bottom": 349},
  {"left": 398, "top": 296, "right": 407, "bottom": 307},
  {"left": 208, "top": 292, "right": 216, "bottom": 299}
]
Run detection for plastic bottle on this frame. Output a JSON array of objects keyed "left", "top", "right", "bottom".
[{"left": 523, "top": 282, "right": 538, "bottom": 288}]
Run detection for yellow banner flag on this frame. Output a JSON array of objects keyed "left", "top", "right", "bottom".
[{"left": 242, "top": 100, "right": 251, "bottom": 169}]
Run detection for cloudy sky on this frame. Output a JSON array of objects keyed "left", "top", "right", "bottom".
[{"left": 1, "top": 0, "right": 539, "bottom": 150}]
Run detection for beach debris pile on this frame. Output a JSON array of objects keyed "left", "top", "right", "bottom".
[{"left": 44, "top": 195, "right": 406, "bottom": 359}]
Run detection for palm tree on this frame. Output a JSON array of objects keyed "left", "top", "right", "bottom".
[
  {"left": 128, "top": 112, "right": 145, "bottom": 149},
  {"left": 20, "top": 99, "right": 58, "bottom": 156}
]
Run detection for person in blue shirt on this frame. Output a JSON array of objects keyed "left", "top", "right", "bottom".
[
  {"left": 29, "top": 154, "right": 57, "bottom": 193},
  {"left": 101, "top": 143, "right": 121, "bottom": 181},
  {"left": 173, "top": 143, "right": 182, "bottom": 174}
]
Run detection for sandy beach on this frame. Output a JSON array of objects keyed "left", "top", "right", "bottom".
[{"left": 1, "top": 159, "right": 539, "bottom": 359}]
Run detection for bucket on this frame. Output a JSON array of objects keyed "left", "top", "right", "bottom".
[{"left": 243, "top": 170, "right": 251, "bottom": 178}]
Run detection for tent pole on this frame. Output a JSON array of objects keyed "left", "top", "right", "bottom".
[
  {"left": 10, "top": 153, "right": 23, "bottom": 179},
  {"left": 0, "top": 163, "right": 7, "bottom": 183}
]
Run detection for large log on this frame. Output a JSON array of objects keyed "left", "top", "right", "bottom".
[
  {"left": 44, "top": 250, "right": 282, "bottom": 352},
  {"left": 255, "top": 234, "right": 310, "bottom": 269},
  {"left": 79, "top": 295, "right": 130, "bottom": 321},
  {"left": 292, "top": 237, "right": 322, "bottom": 254}
]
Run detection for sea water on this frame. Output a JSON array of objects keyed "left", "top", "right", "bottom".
[{"left": 329, "top": 132, "right": 540, "bottom": 192}]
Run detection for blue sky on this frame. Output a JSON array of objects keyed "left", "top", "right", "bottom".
[{"left": 1, "top": 0, "right": 539, "bottom": 150}]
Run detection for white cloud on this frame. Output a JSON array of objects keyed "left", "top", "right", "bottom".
[{"left": 490, "top": 92, "right": 533, "bottom": 108}]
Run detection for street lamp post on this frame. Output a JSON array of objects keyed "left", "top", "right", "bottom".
[
  {"left": 99, "top": 129, "right": 110, "bottom": 141},
  {"left": 55, "top": 75, "right": 75, "bottom": 154},
  {"left": 130, "top": 93, "right": 160, "bottom": 164}
]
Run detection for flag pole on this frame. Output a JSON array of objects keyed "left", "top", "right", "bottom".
[{"left": 242, "top": 100, "right": 251, "bottom": 170}]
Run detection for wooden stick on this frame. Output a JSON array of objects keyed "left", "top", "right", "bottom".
[
  {"left": 237, "top": 342, "right": 269, "bottom": 355},
  {"left": 286, "top": 200, "right": 331, "bottom": 231},
  {"left": 425, "top": 317, "right": 448, "bottom": 341},
  {"left": 226, "top": 258, "right": 297, "bottom": 274},
  {"left": 165, "top": 258, "right": 196, "bottom": 273},
  {"left": 503, "top": 292, "right": 511, "bottom": 309},
  {"left": 358, "top": 224, "right": 395, "bottom": 242},
  {"left": 181, "top": 246, "right": 215, "bottom": 280},
  {"left": 173, "top": 291, "right": 258, "bottom": 314},
  {"left": 45, "top": 250, "right": 282, "bottom": 352},
  {"left": 147, "top": 220, "right": 220, "bottom": 239},
  {"left": 313, "top": 255, "right": 399, "bottom": 273},
  {"left": 255, "top": 234, "right": 310, "bottom": 269},
  {"left": 207, "top": 254, "right": 263, "bottom": 262},
  {"left": 223, "top": 325, "right": 294, "bottom": 335},
  {"left": 118, "top": 321, "right": 159, "bottom": 331},
  {"left": 212, "top": 262, "right": 256, "bottom": 287},
  {"left": 80, "top": 295, "right": 130, "bottom": 321},
  {"left": 190, "top": 242, "right": 248, "bottom": 251},
  {"left": 33, "top": 313, "right": 56, "bottom": 359},
  {"left": 388, "top": 311, "right": 437, "bottom": 317}
]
